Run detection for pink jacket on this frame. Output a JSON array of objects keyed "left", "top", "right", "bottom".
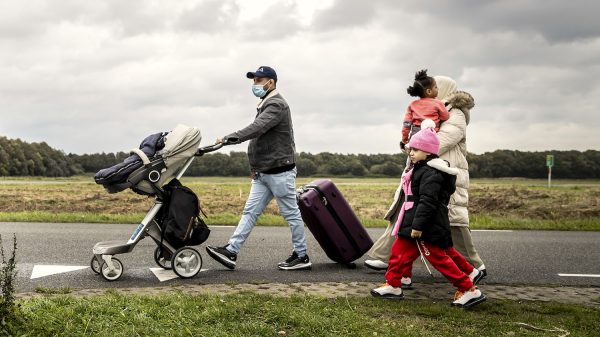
[
  {"left": 391, "top": 167, "right": 414, "bottom": 236},
  {"left": 402, "top": 98, "right": 449, "bottom": 144}
]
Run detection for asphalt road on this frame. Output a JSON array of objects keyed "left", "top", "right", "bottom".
[{"left": 1, "top": 222, "right": 599, "bottom": 292}]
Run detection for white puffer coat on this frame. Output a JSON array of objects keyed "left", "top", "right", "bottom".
[{"left": 384, "top": 91, "right": 475, "bottom": 227}]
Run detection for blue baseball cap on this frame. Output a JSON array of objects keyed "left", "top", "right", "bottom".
[{"left": 246, "top": 66, "right": 277, "bottom": 82}]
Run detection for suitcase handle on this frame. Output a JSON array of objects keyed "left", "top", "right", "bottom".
[{"left": 299, "top": 185, "right": 328, "bottom": 206}]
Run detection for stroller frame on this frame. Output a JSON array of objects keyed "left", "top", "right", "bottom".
[{"left": 91, "top": 143, "right": 223, "bottom": 281}]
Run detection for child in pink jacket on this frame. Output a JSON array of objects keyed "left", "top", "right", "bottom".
[{"left": 372, "top": 119, "right": 486, "bottom": 308}]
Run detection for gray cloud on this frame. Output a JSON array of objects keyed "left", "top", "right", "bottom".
[
  {"left": 176, "top": 0, "right": 240, "bottom": 33},
  {"left": 312, "top": 0, "right": 377, "bottom": 31},
  {"left": 0, "top": 0, "right": 599, "bottom": 155},
  {"left": 392, "top": 0, "right": 600, "bottom": 43},
  {"left": 239, "top": 2, "right": 304, "bottom": 40}
]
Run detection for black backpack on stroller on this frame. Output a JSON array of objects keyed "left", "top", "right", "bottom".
[{"left": 158, "top": 179, "right": 210, "bottom": 249}]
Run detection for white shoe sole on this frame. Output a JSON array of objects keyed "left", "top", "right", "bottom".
[
  {"left": 453, "top": 294, "right": 487, "bottom": 308},
  {"left": 370, "top": 290, "right": 404, "bottom": 300},
  {"left": 401, "top": 283, "right": 413, "bottom": 290},
  {"left": 206, "top": 247, "right": 236, "bottom": 270},
  {"left": 364, "top": 261, "right": 388, "bottom": 271},
  {"left": 278, "top": 262, "right": 312, "bottom": 270}
]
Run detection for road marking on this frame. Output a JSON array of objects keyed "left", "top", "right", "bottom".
[
  {"left": 150, "top": 268, "right": 208, "bottom": 282},
  {"left": 472, "top": 229, "right": 514, "bottom": 232},
  {"left": 558, "top": 273, "right": 600, "bottom": 278},
  {"left": 31, "top": 265, "right": 88, "bottom": 279}
]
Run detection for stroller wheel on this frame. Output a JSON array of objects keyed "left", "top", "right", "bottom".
[
  {"left": 172, "top": 247, "right": 202, "bottom": 279},
  {"left": 154, "top": 246, "right": 173, "bottom": 270},
  {"left": 100, "top": 257, "right": 124, "bottom": 281},
  {"left": 90, "top": 256, "right": 101, "bottom": 274}
]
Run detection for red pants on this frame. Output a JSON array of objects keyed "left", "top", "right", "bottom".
[{"left": 385, "top": 237, "right": 474, "bottom": 292}]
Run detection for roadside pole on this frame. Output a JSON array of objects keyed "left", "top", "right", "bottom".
[{"left": 546, "top": 154, "right": 554, "bottom": 188}]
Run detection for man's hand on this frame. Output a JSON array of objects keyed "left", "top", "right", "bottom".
[
  {"left": 410, "top": 229, "right": 422, "bottom": 238},
  {"left": 215, "top": 138, "right": 222, "bottom": 144}
]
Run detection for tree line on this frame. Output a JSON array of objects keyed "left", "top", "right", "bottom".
[
  {"left": 1, "top": 136, "right": 599, "bottom": 179},
  {"left": 0, "top": 137, "right": 81, "bottom": 176}
]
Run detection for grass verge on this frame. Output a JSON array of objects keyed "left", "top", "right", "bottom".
[
  {"left": 470, "top": 215, "right": 600, "bottom": 231},
  {"left": 1, "top": 211, "right": 599, "bottom": 231},
  {"left": 5, "top": 293, "right": 598, "bottom": 336},
  {"left": 0, "top": 211, "right": 147, "bottom": 224}
]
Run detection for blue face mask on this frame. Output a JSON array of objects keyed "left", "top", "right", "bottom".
[
  {"left": 252, "top": 84, "right": 266, "bottom": 98},
  {"left": 251, "top": 81, "right": 270, "bottom": 98}
]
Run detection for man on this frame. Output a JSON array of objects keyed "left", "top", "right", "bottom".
[{"left": 206, "top": 66, "right": 311, "bottom": 271}]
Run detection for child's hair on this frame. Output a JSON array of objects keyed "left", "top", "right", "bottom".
[{"left": 406, "top": 69, "right": 434, "bottom": 98}]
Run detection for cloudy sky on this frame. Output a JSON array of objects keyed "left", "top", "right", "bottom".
[{"left": 1, "top": 0, "right": 598, "bottom": 155}]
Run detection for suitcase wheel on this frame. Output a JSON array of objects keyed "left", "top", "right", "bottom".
[{"left": 344, "top": 262, "right": 357, "bottom": 269}]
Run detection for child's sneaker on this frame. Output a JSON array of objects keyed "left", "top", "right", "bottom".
[
  {"left": 469, "top": 268, "right": 485, "bottom": 285},
  {"left": 401, "top": 277, "right": 413, "bottom": 289},
  {"left": 370, "top": 283, "right": 404, "bottom": 300},
  {"left": 452, "top": 286, "right": 486, "bottom": 308}
]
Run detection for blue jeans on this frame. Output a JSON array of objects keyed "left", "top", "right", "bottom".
[{"left": 227, "top": 168, "right": 308, "bottom": 257}]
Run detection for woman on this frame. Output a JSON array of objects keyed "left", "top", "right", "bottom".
[{"left": 365, "top": 76, "right": 486, "bottom": 278}]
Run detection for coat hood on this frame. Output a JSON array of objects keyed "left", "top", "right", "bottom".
[
  {"left": 434, "top": 76, "right": 457, "bottom": 102},
  {"left": 447, "top": 91, "right": 474, "bottom": 124},
  {"left": 427, "top": 158, "right": 459, "bottom": 176},
  {"left": 427, "top": 157, "right": 458, "bottom": 197}
]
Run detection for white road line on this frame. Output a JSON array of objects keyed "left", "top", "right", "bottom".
[
  {"left": 31, "top": 265, "right": 88, "bottom": 279},
  {"left": 558, "top": 273, "right": 600, "bottom": 278},
  {"left": 150, "top": 268, "right": 208, "bottom": 282},
  {"left": 471, "top": 229, "right": 514, "bottom": 232}
]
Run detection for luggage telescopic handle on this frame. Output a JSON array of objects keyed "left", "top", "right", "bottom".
[
  {"left": 299, "top": 185, "right": 328, "bottom": 206},
  {"left": 196, "top": 143, "right": 225, "bottom": 156}
]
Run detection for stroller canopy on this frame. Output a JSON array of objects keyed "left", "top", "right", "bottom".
[{"left": 95, "top": 124, "right": 202, "bottom": 195}]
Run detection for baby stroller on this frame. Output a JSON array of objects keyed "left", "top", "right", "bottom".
[{"left": 90, "top": 124, "right": 223, "bottom": 281}]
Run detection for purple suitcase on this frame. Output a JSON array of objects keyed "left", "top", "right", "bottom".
[{"left": 298, "top": 179, "right": 373, "bottom": 266}]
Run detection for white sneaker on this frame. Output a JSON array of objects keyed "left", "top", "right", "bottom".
[
  {"left": 477, "top": 265, "right": 488, "bottom": 278},
  {"left": 364, "top": 259, "right": 388, "bottom": 271},
  {"left": 468, "top": 269, "right": 485, "bottom": 285},
  {"left": 401, "top": 277, "right": 413, "bottom": 289},
  {"left": 370, "top": 283, "right": 404, "bottom": 300},
  {"left": 452, "top": 287, "right": 486, "bottom": 308}
]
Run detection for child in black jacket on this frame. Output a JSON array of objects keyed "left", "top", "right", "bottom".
[{"left": 371, "top": 119, "right": 486, "bottom": 308}]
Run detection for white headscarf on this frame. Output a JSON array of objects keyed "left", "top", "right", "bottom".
[{"left": 434, "top": 75, "right": 457, "bottom": 101}]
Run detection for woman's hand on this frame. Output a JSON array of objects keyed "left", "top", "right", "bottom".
[{"left": 410, "top": 229, "right": 422, "bottom": 238}]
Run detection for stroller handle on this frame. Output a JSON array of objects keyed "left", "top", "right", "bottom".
[{"left": 196, "top": 143, "right": 225, "bottom": 156}]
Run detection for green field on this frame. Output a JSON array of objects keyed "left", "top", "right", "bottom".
[{"left": 0, "top": 176, "right": 599, "bottom": 230}]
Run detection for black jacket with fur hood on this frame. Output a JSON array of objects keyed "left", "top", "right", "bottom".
[{"left": 398, "top": 157, "right": 459, "bottom": 248}]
